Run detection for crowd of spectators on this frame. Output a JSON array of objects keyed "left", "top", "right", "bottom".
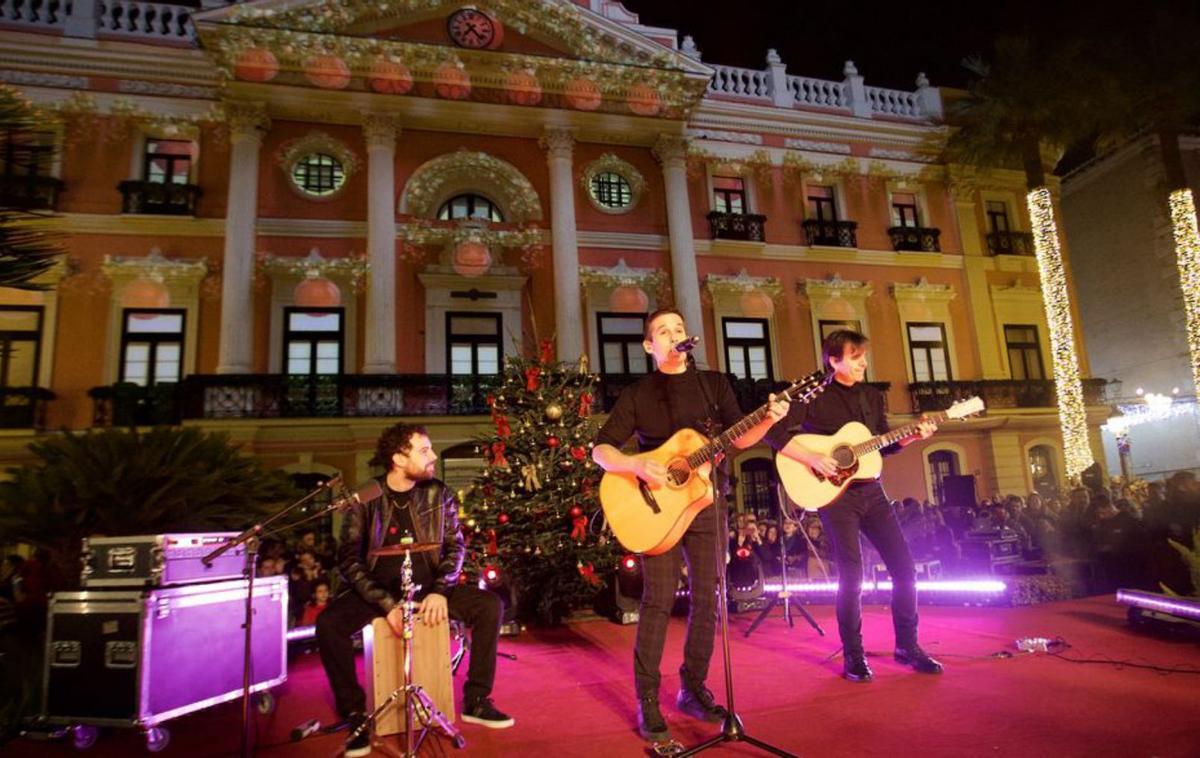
[
  {"left": 257, "top": 528, "right": 338, "bottom": 628},
  {"left": 729, "top": 470, "right": 1200, "bottom": 595}
]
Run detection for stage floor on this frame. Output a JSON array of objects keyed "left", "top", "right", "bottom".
[{"left": 12, "top": 595, "right": 1199, "bottom": 757}]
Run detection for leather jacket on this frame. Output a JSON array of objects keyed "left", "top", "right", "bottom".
[{"left": 335, "top": 476, "right": 465, "bottom": 614}]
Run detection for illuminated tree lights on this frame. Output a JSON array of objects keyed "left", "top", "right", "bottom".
[
  {"left": 1169, "top": 189, "right": 1200, "bottom": 396},
  {"left": 1027, "top": 187, "right": 1093, "bottom": 477}
]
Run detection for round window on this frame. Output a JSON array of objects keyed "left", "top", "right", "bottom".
[
  {"left": 589, "top": 171, "right": 633, "bottom": 210},
  {"left": 291, "top": 153, "right": 346, "bottom": 197}
]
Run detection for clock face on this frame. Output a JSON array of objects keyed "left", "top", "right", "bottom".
[{"left": 447, "top": 8, "right": 497, "bottom": 49}]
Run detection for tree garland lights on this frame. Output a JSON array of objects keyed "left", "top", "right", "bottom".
[
  {"left": 1027, "top": 187, "right": 1093, "bottom": 477},
  {"left": 1169, "top": 189, "right": 1200, "bottom": 396}
]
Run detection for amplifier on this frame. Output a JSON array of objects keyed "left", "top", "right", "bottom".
[
  {"left": 81, "top": 533, "right": 246, "bottom": 588},
  {"left": 42, "top": 576, "right": 287, "bottom": 731}
]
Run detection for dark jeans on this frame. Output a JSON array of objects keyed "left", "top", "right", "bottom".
[
  {"left": 819, "top": 482, "right": 919, "bottom": 657},
  {"left": 316, "top": 584, "right": 501, "bottom": 718},
  {"left": 634, "top": 506, "right": 721, "bottom": 700}
]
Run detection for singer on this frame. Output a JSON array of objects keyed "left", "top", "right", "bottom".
[
  {"left": 315, "top": 423, "right": 513, "bottom": 758},
  {"left": 592, "top": 308, "right": 790, "bottom": 743}
]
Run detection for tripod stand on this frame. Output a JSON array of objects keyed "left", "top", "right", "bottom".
[
  {"left": 675, "top": 364, "right": 796, "bottom": 758},
  {"left": 344, "top": 545, "right": 465, "bottom": 757},
  {"left": 744, "top": 483, "right": 824, "bottom": 638}
]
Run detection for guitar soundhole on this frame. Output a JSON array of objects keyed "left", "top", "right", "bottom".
[
  {"left": 831, "top": 445, "right": 856, "bottom": 468},
  {"left": 667, "top": 461, "right": 691, "bottom": 487}
]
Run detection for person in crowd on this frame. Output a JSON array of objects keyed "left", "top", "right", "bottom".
[
  {"left": 1091, "top": 494, "right": 1148, "bottom": 591},
  {"left": 0, "top": 555, "right": 24, "bottom": 603},
  {"left": 300, "top": 580, "right": 332, "bottom": 626},
  {"left": 757, "top": 524, "right": 783, "bottom": 576}
]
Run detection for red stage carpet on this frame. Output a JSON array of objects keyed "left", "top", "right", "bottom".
[{"left": 11, "top": 595, "right": 1199, "bottom": 757}]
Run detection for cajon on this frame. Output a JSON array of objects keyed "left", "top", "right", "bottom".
[{"left": 363, "top": 616, "right": 455, "bottom": 736}]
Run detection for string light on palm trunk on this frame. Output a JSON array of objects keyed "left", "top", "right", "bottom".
[
  {"left": 1027, "top": 187, "right": 1093, "bottom": 478},
  {"left": 1169, "top": 189, "right": 1200, "bottom": 396}
]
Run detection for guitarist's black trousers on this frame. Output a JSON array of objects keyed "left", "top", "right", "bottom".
[
  {"left": 819, "top": 481, "right": 919, "bottom": 657},
  {"left": 635, "top": 510, "right": 720, "bottom": 700}
]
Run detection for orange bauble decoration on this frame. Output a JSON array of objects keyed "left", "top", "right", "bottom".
[
  {"left": 739, "top": 289, "right": 775, "bottom": 318},
  {"left": 434, "top": 63, "right": 472, "bottom": 100},
  {"left": 452, "top": 241, "right": 492, "bottom": 278},
  {"left": 609, "top": 285, "right": 649, "bottom": 313},
  {"left": 505, "top": 70, "right": 542, "bottom": 106},
  {"left": 565, "top": 77, "right": 602, "bottom": 111},
  {"left": 294, "top": 275, "right": 342, "bottom": 308},
  {"left": 368, "top": 58, "right": 413, "bottom": 95},
  {"left": 234, "top": 47, "right": 279, "bottom": 83},
  {"left": 627, "top": 84, "right": 662, "bottom": 117},
  {"left": 122, "top": 277, "right": 170, "bottom": 316},
  {"left": 305, "top": 55, "right": 351, "bottom": 90}
]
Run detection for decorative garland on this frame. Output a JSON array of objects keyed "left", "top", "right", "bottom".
[{"left": 403, "top": 149, "right": 542, "bottom": 222}]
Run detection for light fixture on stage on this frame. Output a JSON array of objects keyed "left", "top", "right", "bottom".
[
  {"left": 1118, "top": 588, "right": 1200, "bottom": 635},
  {"left": 762, "top": 579, "right": 1007, "bottom": 594},
  {"left": 478, "top": 566, "right": 521, "bottom": 636}
]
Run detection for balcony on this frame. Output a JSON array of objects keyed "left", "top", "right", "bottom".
[
  {"left": 118, "top": 180, "right": 201, "bottom": 216},
  {"left": 887, "top": 226, "right": 941, "bottom": 252},
  {"left": 909, "top": 379, "right": 1112, "bottom": 414},
  {"left": 707, "top": 211, "right": 766, "bottom": 242},
  {"left": 90, "top": 383, "right": 182, "bottom": 427},
  {"left": 0, "top": 174, "right": 65, "bottom": 211},
  {"left": 801, "top": 219, "right": 858, "bottom": 248},
  {"left": 596, "top": 374, "right": 891, "bottom": 417},
  {"left": 0, "top": 386, "right": 55, "bottom": 429},
  {"left": 986, "top": 231, "right": 1035, "bottom": 256}
]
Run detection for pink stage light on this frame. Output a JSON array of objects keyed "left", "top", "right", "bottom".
[
  {"left": 1117, "top": 589, "right": 1200, "bottom": 620},
  {"left": 762, "top": 580, "right": 1007, "bottom": 594}
]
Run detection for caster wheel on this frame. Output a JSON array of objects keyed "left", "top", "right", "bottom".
[
  {"left": 451, "top": 733, "right": 467, "bottom": 749},
  {"left": 145, "top": 726, "right": 170, "bottom": 753},
  {"left": 255, "top": 691, "right": 276, "bottom": 715},
  {"left": 72, "top": 725, "right": 99, "bottom": 750}
]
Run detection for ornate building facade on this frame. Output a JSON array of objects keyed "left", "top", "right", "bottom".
[{"left": 0, "top": 0, "right": 1110, "bottom": 510}]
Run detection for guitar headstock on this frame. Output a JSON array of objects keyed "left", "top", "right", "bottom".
[
  {"left": 784, "top": 370, "right": 832, "bottom": 405},
  {"left": 946, "top": 395, "right": 985, "bottom": 420}
]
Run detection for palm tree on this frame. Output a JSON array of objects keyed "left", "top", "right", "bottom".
[
  {"left": 0, "top": 85, "right": 61, "bottom": 289},
  {"left": 943, "top": 35, "right": 1121, "bottom": 479}
]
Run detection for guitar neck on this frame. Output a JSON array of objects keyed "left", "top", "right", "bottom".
[
  {"left": 684, "top": 377, "right": 822, "bottom": 470},
  {"left": 851, "top": 410, "right": 949, "bottom": 457}
]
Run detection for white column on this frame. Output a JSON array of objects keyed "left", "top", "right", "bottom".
[
  {"left": 541, "top": 128, "right": 584, "bottom": 362},
  {"left": 362, "top": 115, "right": 399, "bottom": 374},
  {"left": 216, "top": 102, "right": 268, "bottom": 374},
  {"left": 654, "top": 135, "right": 708, "bottom": 367}
]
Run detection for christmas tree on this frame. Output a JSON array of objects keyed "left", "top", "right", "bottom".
[{"left": 462, "top": 340, "right": 620, "bottom": 625}]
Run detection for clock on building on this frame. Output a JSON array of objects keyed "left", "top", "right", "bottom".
[{"left": 447, "top": 7, "right": 502, "bottom": 49}]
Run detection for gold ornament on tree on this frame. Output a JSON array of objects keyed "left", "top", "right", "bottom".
[
  {"left": 544, "top": 402, "right": 563, "bottom": 421},
  {"left": 521, "top": 464, "right": 542, "bottom": 492}
]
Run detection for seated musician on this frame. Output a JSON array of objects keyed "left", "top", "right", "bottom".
[{"left": 315, "top": 423, "right": 513, "bottom": 757}]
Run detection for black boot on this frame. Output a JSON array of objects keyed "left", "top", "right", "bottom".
[
  {"left": 895, "top": 645, "right": 944, "bottom": 674},
  {"left": 842, "top": 653, "right": 874, "bottom": 683},
  {"left": 638, "top": 694, "right": 670, "bottom": 741},
  {"left": 676, "top": 684, "right": 727, "bottom": 723}
]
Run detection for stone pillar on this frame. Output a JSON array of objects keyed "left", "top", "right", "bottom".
[
  {"left": 216, "top": 102, "right": 269, "bottom": 374},
  {"left": 540, "top": 128, "right": 584, "bottom": 362},
  {"left": 654, "top": 135, "right": 708, "bottom": 367},
  {"left": 362, "top": 114, "right": 399, "bottom": 374}
]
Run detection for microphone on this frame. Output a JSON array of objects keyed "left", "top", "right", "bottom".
[
  {"left": 331, "top": 480, "right": 384, "bottom": 511},
  {"left": 674, "top": 336, "right": 701, "bottom": 353}
]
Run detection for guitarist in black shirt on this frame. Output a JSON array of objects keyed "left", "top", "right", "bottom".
[
  {"left": 593, "top": 308, "right": 791, "bottom": 742},
  {"left": 766, "top": 330, "right": 944, "bottom": 682}
]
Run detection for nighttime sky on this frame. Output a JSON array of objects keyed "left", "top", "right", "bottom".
[{"left": 624, "top": 0, "right": 1188, "bottom": 92}]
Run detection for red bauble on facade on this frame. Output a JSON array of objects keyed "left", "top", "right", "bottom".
[
  {"left": 368, "top": 58, "right": 414, "bottom": 95},
  {"left": 565, "top": 77, "right": 602, "bottom": 111},
  {"left": 305, "top": 55, "right": 351, "bottom": 90},
  {"left": 434, "top": 62, "right": 472, "bottom": 100},
  {"left": 505, "top": 69, "right": 543, "bottom": 106},
  {"left": 452, "top": 241, "right": 491, "bottom": 278},
  {"left": 609, "top": 284, "right": 649, "bottom": 313},
  {"left": 234, "top": 47, "right": 279, "bottom": 83},
  {"left": 627, "top": 84, "right": 662, "bottom": 116}
]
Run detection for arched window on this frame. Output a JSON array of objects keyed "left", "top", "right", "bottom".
[
  {"left": 928, "top": 449, "right": 960, "bottom": 506},
  {"left": 1029, "top": 445, "right": 1058, "bottom": 496},
  {"left": 437, "top": 194, "right": 504, "bottom": 223}
]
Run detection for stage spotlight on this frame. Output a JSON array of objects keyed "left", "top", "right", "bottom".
[
  {"left": 596, "top": 557, "right": 642, "bottom": 625},
  {"left": 621, "top": 554, "right": 638, "bottom": 572},
  {"left": 483, "top": 566, "right": 501, "bottom": 586},
  {"left": 477, "top": 566, "right": 520, "bottom": 635}
]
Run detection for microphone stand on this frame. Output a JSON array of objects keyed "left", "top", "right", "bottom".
[
  {"left": 744, "top": 483, "right": 824, "bottom": 638},
  {"left": 202, "top": 476, "right": 343, "bottom": 758},
  {"left": 678, "top": 355, "right": 796, "bottom": 758}
]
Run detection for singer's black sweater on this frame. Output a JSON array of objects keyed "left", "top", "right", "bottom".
[{"left": 595, "top": 367, "right": 743, "bottom": 453}]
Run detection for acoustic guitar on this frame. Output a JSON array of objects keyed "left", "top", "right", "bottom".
[
  {"left": 775, "top": 396, "right": 985, "bottom": 510},
  {"left": 599, "top": 370, "right": 831, "bottom": 555}
]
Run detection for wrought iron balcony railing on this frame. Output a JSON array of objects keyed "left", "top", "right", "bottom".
[
  {"left": 986, "top": 230, "right": 1035, "bottom": 256},
  {"left": 909, "top": 379, "right": 1112, "bottom": 414},
  {"left": 0, "top": 386, "right": 55, "bottom": 429},
  {"left": 887, "top": 225, "right": 941, "bottom": 252},
  {"left": 118, "top": 180, "right": 201, "bottom": 215},
  {"left": 801, "top": 219, "right": 857, "bottom": 248},
  {"left": 90, "top": 383, "right": 181, "bottom": 427},
  {"left": 0, "top": 174, "right": 65, "bottom": 211},
  {"left": 597, "top": 374, "right": 891, "bottom": 416},
  {"left": 707, "top": 211, "right": 767, "bottom": 242}
]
